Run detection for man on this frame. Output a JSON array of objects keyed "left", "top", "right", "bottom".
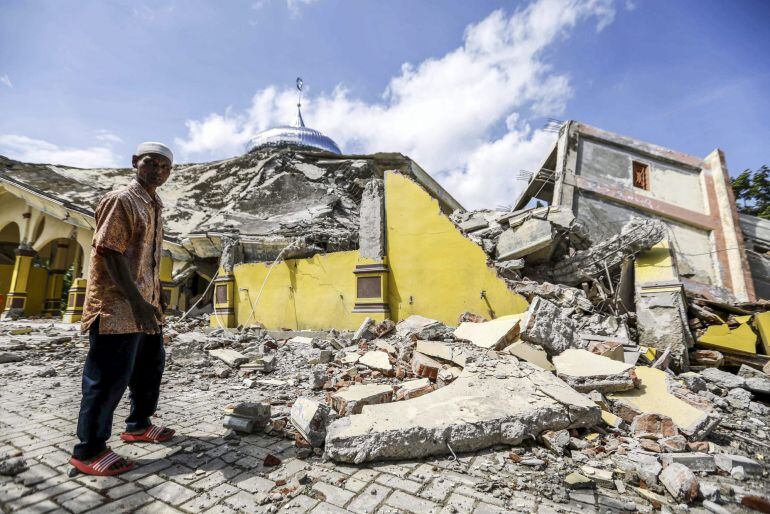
[{"left": 70, "top": 142, "right": 175, "bottom": 476}]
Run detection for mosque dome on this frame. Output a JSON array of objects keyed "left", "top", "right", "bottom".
[{"left": 246, "top": 78, "right": 342, "bottom": 155}]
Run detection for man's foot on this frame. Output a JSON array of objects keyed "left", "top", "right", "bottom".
[
  {"left": 70, "top": 449, "right": 135, "bottom": 476},
  {"left": 120, "top": 425, "right": 175, "bottom": 443}
]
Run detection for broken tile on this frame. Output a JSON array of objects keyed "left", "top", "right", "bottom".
[{"left": 553, "top": 349, "right": 637, "bottom": 393}]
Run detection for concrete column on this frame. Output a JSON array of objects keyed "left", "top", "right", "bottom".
[
  {"left": 42, "top": 241, "right": 70, "bottom": 317},
  {"left": 159, "top": 251, "right": 179, "bottom": 312},
  {"left": 62, "top": 245, "right": 86, "bottom": 323},
  {"left": 211, "top": 268, "right": 237, "bottom": 328},
  {"left": 2, "top": 245, "right": 36, "bottom": 319}
]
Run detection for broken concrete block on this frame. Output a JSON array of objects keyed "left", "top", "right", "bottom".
[
  {"left": 726, "top": 388, "right": 753, "bottom": 409},
  {"left": 436, "top": 366, "right": 462, "bottom": 386},
  {"left": 324, "top": 360, "right": 600, "bottom": 463},
  {"left": 358, "top": 351, "right": 392, "bottom": 372},
  {"left": 375, "top": 340, "right": 396, "bottom": 355},
  {"left": 506, "top": 341, "right": 554, "bottom": 371},
  {"left": 608, "top": 367, "right": 719, "bottom": 440},
  {"left": 495, "top": 218, "right": 553, "bottom": 261},
  {"left": 539, "top": 429, "right": 570, "bottom": 455},
  {"left": 395, "top": 378, "right": 434, "bottom": 401},
  {"left": 457, "top": 311, "right": 487, "bottom": 323},
  {"left": 659, "top": 463, "right": 699, "bottom": 503},
  {"left": 564, "top": 472, "right": 594, "bottom": 490},
  {"left": 737, "top": 365, "right": 770, "bottom": 395},
  {"left": 714, "top": 454, "right": 763, "bottom": 477},
  {"left": 395, "top": 315, "right": 449, "bottom": 340},
  {"left": 636, "top": 284, "right": 693, "bottom": 372},
  {"left": 459, "top": 215, "right": 489, "bottom": 233},
  {"left": 308, "top": 348, "right": 333, "bottom": 364},
  {"left": 412, "top": 352, "right": 442, "bottom": 380},
  {"left": 209, "top": 349, "right": 249, "bottom": 368},
  {"left": 698, "top": 322, "right": 757, "bottom": 354},
  {"left": 453, "top": 314, "right": 524, "bottom": 351},
  {"left": 601, "top": 410, "right": 623, "bottom": 428},
  {"left": 290, "top": 397, "right": 330, "bottom": 447},
  {"left": 331, "top": 384, "right": 393, "bottom": 416},
  {"left": 415, "top": 340, "right": 453, "bottom": 362},
  {"left": 613, "top": 452, "right": 662, "bottom": 486},
  {"left": 754, "top": 311, "right": 770, "bottom": 355},
  {"left": 553, "top": 349, "right": 637, "bottom": 393},
  {"left": 371, "top": 319, "right": 395, "bottom": 338},
  {"left": 689, "top": 349, "right": 724, "bottom": 368},
  {"left": 0, "top": 352, "right": 24, "bottom": 364},
  {"left": 241, "top": 353, "right": 276, "bottom": 373},
  {"left": 630, "top": 413, "right": 678, "bottom": 440},
  {"left": 520, "top": 297, "right": 577, "bottom": 355},
  {"left": 352, "top": 317, "right": 374, "bottom": 341},
  {"left": 341, "top": 353, "right": 361, "bottom": 365},
  {"left": 310, "top": 365, "right": 326, "bottom": 390},
  {"left": 580, "top": 466, "right": 614, "bottom": 488},
  {"left": 585, "top": 339, "right": 625, "bottom": 362},
  {"left": 700, "top": 367, "right": 745, "bottom": 390},
  {"left": 659, "top": 452, "right": 715, "bottom": 472},
  {"left": 659, "top": 435, "right": 687, "bottom": 453},
  {"left": 223, "top": 415, "right": 255, "bottom": 433}
]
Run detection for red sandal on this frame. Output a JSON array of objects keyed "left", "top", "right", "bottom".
[
  {"left": 69, "top": 449, "right": 135, "bottom": 476},
  {"left": 120, "top": 425, "right": 175, "bottom": 443}
]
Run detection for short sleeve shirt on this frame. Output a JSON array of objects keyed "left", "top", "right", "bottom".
[{"left": 81, "top": 180, "right": 164, "bottom": 334}]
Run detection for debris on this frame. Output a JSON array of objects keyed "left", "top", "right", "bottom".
[
  {"left": 496, "top": 218, "right": 553, "bottom": 261},
  {"left": 585, "top": 338, "right": 625, "bottom": 362},
  {"left": 395, "top": 378, "right": 433, "bottom": 401},
  {"left": 608, "top": 366, "right": 719, "bottom": 439},
  {"left": 0, "top": 457, "right": 28, "bottom": 476},
  {"left": 659, "top": 453, "right": 715, "bottom": 472},
  {"left": 630, "top": 413, "right": 678, "bottom": 440},
  {"left": 330, "top": 384, "right": 393, "bottom": 415},
  {"left": 659, "top": 462, "right": 699, "bottom": 503},
  {"left": 698, "top": 320, "right": 758, "bottom": 354},
  {"left": 352, "top": 317, "right": 375, "bottom": 341},
  {"left": 324, "top": 360, "right": 600, "bottom": 463},
  {"left": 395, "top": 315, "right": 449, "bottom": 340},
  {"left": 0, "top": 352, "right": 24, "bottom": 364},
  {"left": 414, "top": 340, "right": 453, "bottom": 361},
  {"left": 700, "top": 367, "right": 746, "bottom": 390},
  {"left": 636, "top": 283, "right": 693, "bottom": 372},
  {"left": 411, "top": 352, "right": 442, "bottom": 380},
  {"left": 505, "top": 341, "right": 554, "bottom": 371},
  {"left": 208, "top": 348, "right": 249, "bottom": 368},
  {"left": 539, "top": 429, "right": 570, "bottom": 455},
  {"left": 714, "top": 454, "right": 763, "bottom": 477},
  {"left": 552, "top": 349, "right": 638, "bottom": 393},
  {"left": 358, "top": 351, "right": 392, "bottom": 373},
  {"left": 263, "top": 454, "right": 281, "bottom": 467},
  {"left": 290, "top": 397, "right": 330, "bottom": 448},
  {"left": 453, "top": 314, "right": 523, "bottom": 350},
  {"left": 690, "top": 349, "right": 724, "bottom": 368},
  {"left": 223, "top": 402, "right": 271, "bottom": 434}
]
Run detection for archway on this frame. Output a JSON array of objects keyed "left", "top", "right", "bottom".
[
  {"left": 32, "top": 237, "right": 84, "bottom": 317},
  {"left": 0, "top": 222, "right": 20, "bottom": 308}
]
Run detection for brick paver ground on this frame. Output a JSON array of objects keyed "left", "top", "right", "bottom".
[{"left": 0, "top": 328, "right": 608, "bottom": 514}]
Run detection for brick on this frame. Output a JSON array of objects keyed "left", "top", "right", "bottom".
[
  {"left": 374, "top": 473, "right": 422, "bottom": 494},
  {"left": 223, "top": 490, "right": 268, "bottom": 512},
  {"left": 411, "top": 352, "right": 442, "bottom": 380},
  {"left": 309, "top": 502, "right": 350, "bottom": 513},
  {"left": 278, "top": 494, "right": 320, "bottom": 513},
  {"left": 88, "top": 492, "right": 154, "bottom": 514},
  {"left": 179, "top": 483, "right": 239, "bottom": 513},
  {"left": 55, "top": 486, "right": 107, "bottom": 513},
  {"left": 232, "top": 472, "right": 276, "bottom": 493}
]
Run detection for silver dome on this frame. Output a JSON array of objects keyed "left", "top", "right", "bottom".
[{"left": 247, "top": 124, "right": 341, "bottom": 155}]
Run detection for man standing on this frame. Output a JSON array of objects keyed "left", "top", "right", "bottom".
[{"left": 70, "top": 142, "right": 175, "bottom": 476}]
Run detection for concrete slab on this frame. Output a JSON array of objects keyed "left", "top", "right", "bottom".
[
  {"left": 753, "top": 311, "right": 770, "bottom": 355},
  {"left": 208, "top": 349, "right": 249, "bottom": 368},
  {"left": 415, "top": 341, "right": 453, "bottom": 362},
  {"left": 358, "top": 351, "right": 392, "bottom": 372},
  {"left": 453, "top": 314, "right": 524, "bottom": 350},
  {"left": 506, "top": 341, "right": 554, "bottom": 371},
  {"left": 496, "top": 218, "right": 553, "bottom": 261},
  {"left": 608, "top": 367, "right": 719, "bottom": 439},
  {"left": 553, "top": 349, "right": 636, "bottom": 393},
  {"left": 395, "top": 378, "right": 433, "bottom": 400},
  {"left": 331, "top": 384, "right": 393, "bottom": 415},
  {"left": 324, "top": 360, "right": 600, "bottom": 463},
  {"left": 698, "top": 322, "right": 757, "bottom": 354}
]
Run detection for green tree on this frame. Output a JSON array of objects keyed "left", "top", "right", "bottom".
[{"left": 732, "top": 165, "right": 770, "bottom": 219}]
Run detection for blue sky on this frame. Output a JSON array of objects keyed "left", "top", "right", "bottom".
[{"left": 1, "top": 0, "right": 768, "bottom": 208}]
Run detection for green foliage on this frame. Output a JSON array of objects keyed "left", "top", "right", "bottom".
[{"left": 732, "top": 165, "right": 770, "bottom": 220}]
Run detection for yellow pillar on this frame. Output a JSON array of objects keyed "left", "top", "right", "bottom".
[
  {"left": 211, "top": 268, "right": 237, "bottom": 328},
  {"left": 42, "top": 241, "right": 70, "bottom": 317},
  {"left": 62, "top": 245, "right": 85, "bottom": 323},
  {"left": 2, "top": 245, "right": 36, "bottom": 319},
  {"left": 351, "top": 257, "right": 390, "bottom": 322},
  {"left": 159, "top": 252, "right": 179, "bottom": 312}
]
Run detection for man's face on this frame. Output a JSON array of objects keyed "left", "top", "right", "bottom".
[{"left": 132, "top": 153, "right": 172, "bottom": 188}]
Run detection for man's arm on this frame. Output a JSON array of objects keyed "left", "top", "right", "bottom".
[{"left": 100, "top": 248, "right": 162, "bottom": 333}]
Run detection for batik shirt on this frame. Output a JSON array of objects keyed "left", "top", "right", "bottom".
[{"left": 81, "top": 179, "right": 164, "bottom": 334}]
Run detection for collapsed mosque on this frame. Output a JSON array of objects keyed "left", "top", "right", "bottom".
[{"left": 0, "top": 94, "right": 767, "bottom": 335}]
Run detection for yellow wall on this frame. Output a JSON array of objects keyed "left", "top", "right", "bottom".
[
  {"left": 233, "top": 251, "right": 372, "bottom": 331},
  {"left": 24, "top": 267, "right": 48, "bottom": 316},
  {"left": 384, "top": 171, "right": 528, "bottom": 325},
  {"left": 635, "top": 241, "right": 678, "bottom": 284}
]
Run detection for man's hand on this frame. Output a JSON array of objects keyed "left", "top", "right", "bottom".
[{"left": 129, "top": 297, "right": 162, "bottom": 334}]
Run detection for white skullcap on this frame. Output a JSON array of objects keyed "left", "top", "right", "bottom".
[{"left": 135, "top": 142, "right": 173, "bottom": 163}]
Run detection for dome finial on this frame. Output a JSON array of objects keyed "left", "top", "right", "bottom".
[{"left": 294, "top": 77, "right": 305, "bottom": 128}]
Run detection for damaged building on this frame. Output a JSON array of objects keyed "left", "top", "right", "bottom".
[{"left": 1, "top": 111, "right": 770, "bottom": 512}]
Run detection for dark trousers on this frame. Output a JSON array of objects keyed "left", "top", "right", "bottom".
[{"left": 73, "top": 318, "right": 165, "bottom": 460}]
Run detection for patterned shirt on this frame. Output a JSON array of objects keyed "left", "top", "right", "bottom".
[{"left": 81, "top": 179, "right": 164, "bottom": 334}]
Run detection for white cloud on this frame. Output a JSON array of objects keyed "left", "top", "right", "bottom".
[
  {"left": 0, "top": 74, "right": 12, "bottom": 88},
  {"left": 176, "top": 0, "right": 616, "bottom": 208},
  {"left": 95, "top": 129, "right": 124, "bottom": 144},
  {"left": 0, "top": 135, "right": 121, "bottom": 168}
]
